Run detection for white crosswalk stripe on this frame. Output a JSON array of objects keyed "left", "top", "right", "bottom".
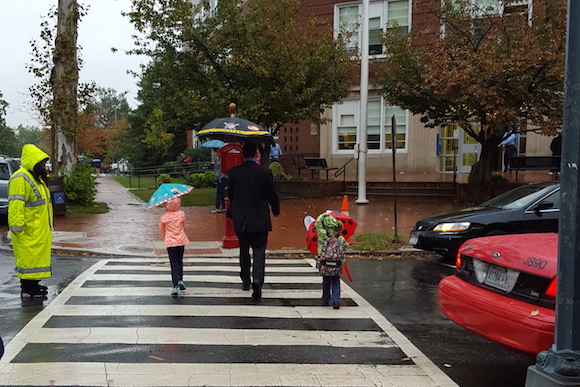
[{"left": 0, "top": 257, "right": 458, "bottom": 387}]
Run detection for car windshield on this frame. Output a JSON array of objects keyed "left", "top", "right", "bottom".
[{"left": 480, "top": 185, "right": 555, "bottom": 210}]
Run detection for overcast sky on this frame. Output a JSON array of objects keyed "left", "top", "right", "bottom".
[{"left": 0, "top": 0, "right": 146, "bottom": 129}]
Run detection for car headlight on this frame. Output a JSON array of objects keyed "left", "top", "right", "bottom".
[{"left": 433, "top": 222, "right": 471, "bottom": 232}]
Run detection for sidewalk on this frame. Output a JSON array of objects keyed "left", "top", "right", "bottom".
[
  {"left": 3, "top": 171, "right": 556, "bottom": 257},
  {"left": 46, "top": 175, "right": 465, "bottom": 257}
]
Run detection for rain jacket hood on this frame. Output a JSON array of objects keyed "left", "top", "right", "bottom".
[
  {"left": 165, "top": 197, "right": 181, "bottom": 212},
  {"left": 21, "top": 144, "right": 49, "bottom": 172},
  {"left": 315, "top": 213, "right": 348, "bottom": 256}
]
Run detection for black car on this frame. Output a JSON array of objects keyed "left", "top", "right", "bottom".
[
  {"left": 409, "top": 182, "right": 560, "bottom": 258},
  {"left": 0, "top": 156, "right": 21, "bottom": 216}
]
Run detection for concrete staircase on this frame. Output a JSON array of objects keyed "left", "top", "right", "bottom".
[{"left": 343, "top": 181, "right": 457, "bottom": 198}]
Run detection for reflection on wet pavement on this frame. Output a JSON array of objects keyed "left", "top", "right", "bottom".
[{"left": 53, "top": 176, "right": 460, "bottom": 251}]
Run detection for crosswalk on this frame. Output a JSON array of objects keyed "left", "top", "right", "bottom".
[{"left": 0, "top": 256, "right": 457, "bottom": 386}]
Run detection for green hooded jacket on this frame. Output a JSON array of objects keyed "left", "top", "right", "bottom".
[
  {"left": 8, "top": 144, "right": 53, "bottom": 280},
  {"left": 314, "top": 212, "right": 348, "bottom": 256}
]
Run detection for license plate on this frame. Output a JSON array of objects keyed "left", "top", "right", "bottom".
[
  {"left": 409, "top": 233, "right": 418, "bottom": 245},
  {"left": 485, "top": 265, "right": 508, "bottom": 291}
]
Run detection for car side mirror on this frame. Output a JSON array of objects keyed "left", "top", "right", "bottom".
[{"left": 535, "top": 202, "right": 554, "bottom": 214}]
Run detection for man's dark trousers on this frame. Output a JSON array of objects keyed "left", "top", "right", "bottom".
[
  {"left": 504, "top": 145, "right": 516, "bottom": 172},
  {"left": 237, "top": 231, "right": 268, "bottom": 288}
]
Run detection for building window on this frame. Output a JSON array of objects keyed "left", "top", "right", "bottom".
[
  {"left": 471, "top": 0, "right": 529, "bottom": 16},
  {"left": 385, "top": 104, "right": 407, "bottom": 150},
  {"left": 336, "top": 1, "right": 410, "bottom": 56},
  {"left": 338, "top": 5, "right": 360, "bottom": 54},
  {"left": 192, "top": 0, "right": 219, "bottom": 21},
  {"left": 334, "top": 99, "right": 408, "bottom": 153},
  {"left": 368, "top": 101, "right": 381, "bottom": 149},
  {"left": 337, "top": 112, "right": 357, "bottom": 150},
  {"left": 387, "top": 1, "right": 409, "bottom": 35}
]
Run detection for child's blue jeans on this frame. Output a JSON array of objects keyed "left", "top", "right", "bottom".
[{"left": 322, "top": 275, "right": 341, "bottom": 305}]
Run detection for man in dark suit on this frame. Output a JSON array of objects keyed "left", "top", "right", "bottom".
[{"left": 228, "top": 142, "right": 280, "bottom": 301}]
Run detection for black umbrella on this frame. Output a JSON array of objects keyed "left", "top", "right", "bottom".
[{"left": 197, "top": 117, "right": 273, "bottom": 144}]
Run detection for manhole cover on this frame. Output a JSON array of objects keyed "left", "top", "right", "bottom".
[{"left": 118, "top": 246, "right": 154, "bottom": 253}]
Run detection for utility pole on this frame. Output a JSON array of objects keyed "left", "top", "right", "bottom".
[
  {"left": 356, "top": 0, "right": 369, "bottom": 205},
  {"left": 525, "top": 2, "right": 580, "bottom": 386}
]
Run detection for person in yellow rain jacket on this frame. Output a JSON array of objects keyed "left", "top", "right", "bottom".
[{"left": 8, "top": 144, "right": 53, "bottom": 298}]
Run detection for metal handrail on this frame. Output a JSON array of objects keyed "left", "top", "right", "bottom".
[{"left": 334, "top": 157, "right": 355, "bottom": 191}]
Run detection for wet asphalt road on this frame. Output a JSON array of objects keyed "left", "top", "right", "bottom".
[
  {"left": 346, "top": 254, "right": 535, "bottom": 387},
  {"left": 0, "top": 248, "right": 535, "bottom": 387}
]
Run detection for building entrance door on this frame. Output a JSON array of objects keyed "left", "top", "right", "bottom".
[{"left": 439, "top": 124, "right": 480, "bottom": 174}]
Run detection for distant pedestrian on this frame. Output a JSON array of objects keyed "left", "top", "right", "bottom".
[
  {"left": 315, "top": 212, "right": 348, "bottom": 309},
  {"left": 8, "top": 144, "right": 53, "bottom": 298},
  {"left": 269, "top": 141, "right": 282, "bottom": 162},
  {"left": 159, "top": 197, "right": 190, "bottom": 296},
  {"left": 179, "top": 153, "right": 191, "bottom": 170},
  {"left": 227, "top": 142, "right": 280, "bottom": 301},
  {"left": 211, "top": 153, "right": 228, "bottom": 213},
  {"left": 500, "top": 129, "right": 517, "bottom": 172},
  {"left": 550, "top": 132, "right": 562, "bottom": 156}
]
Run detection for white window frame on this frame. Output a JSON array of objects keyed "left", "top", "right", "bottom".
[
  {"left": 334, "top": 0, "right": 411, "bottom": 58},
  {"left": 470, "top": 0, "right": 532, "bottom": 23},
  {"left": 332, "top": 98, "right": 409, "bottom": 154}
]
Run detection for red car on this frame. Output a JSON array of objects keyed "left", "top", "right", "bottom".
[{"left": 438, "top": 233, "right": 557, "bottom": 356}]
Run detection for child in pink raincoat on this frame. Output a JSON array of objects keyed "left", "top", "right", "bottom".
[{"left": 159, "top": 197, "right": 190, "bottom": 296}]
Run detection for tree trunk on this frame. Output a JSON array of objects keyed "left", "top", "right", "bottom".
[
  {"left": 468, "top": 141, "right": 499, "bottom": 202},
  {"left": 51, "top": 0, "right": 79, "bottom": 172}
]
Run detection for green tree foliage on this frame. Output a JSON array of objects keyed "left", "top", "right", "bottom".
[
  {"left": 374, "top": 0, "right": 566, "bottom": 191},
  {"left": 0, "top": 92, "right": 19, "bottom": 156},
  {"left": 15, "top": 125, "right": 42, "bottom": 147},
  {"left": 0, "top": 91, "right": 8, "bottom": 127},
  {"left": 91, "top": 87, "right": 131, "bottom": 129},
  {"left": 79, "top": 87, "right": 133, "bottom": 163},
  {"left": 124, "top": 0, "right": 357, "bottom": 162},
  {"left": 0, "top": 127, "right": 20, "bottom": 157},
  {"left": 142, "top": 108, "right": 174, "bottom": 165}
]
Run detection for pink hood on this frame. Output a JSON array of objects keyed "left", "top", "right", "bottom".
[
  {"left": 165, "top": 197, "right": 181, "bottom": 211},
  {"left": 158, "top": 197, "right": 190, "bottom": 248}
]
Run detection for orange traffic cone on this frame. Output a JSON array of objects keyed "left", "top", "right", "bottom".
[{"left": 341, "top": 195, "right": 349, "bottom": 215}]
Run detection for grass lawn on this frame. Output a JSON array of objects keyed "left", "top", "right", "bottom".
[
  {"left": 67, "top": 202, "right": 109, "bottom": 214},
  {"left": 114, "top": 176, "right": 216, "bottom": 207}
]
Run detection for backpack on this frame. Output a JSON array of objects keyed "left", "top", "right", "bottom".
[{"left": 317, "top": 236, "right": 344, "bottom": 276}]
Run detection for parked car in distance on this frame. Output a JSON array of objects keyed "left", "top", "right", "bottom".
[
  {"left": 0, "top": 156, "right": 21, "bottom": 216},
  {"left": 110, "top": 158, "right": 130, "bottom": 174},
  {"left": 409, "top": 182, "right": 560, "bottom": 258},
  {"left": 438, "top": 233, "right": 557, "bottom": 356}
]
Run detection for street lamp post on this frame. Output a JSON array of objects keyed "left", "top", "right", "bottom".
[
  {"left": 356, "top": 0, "right": 369, "bottom": 205},
  {"left": 525, "top": 2, "right": 580, "bottom": 386}
]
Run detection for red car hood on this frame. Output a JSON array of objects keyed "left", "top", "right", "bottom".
[{"left": 459, "top": 233, "right": 558, "bottom": 278}]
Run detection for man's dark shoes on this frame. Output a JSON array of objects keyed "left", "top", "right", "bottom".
[
  {"left": 242, "top": 283, "right": 251, "bottom": 291},
  {"left": 251, "top": 283, "right": 262, "bottom": 301}
]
